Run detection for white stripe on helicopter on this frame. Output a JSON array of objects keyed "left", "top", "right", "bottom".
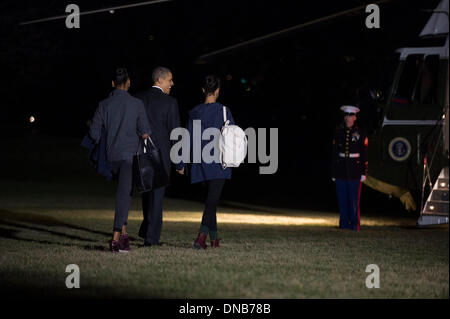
[{"left": 382, "top": 116, "right": 443, "bottom": 127}]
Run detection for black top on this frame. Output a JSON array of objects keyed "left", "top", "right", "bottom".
[
  {"left": 136, "top": 87, "right": 181, "bottom": 176},
  {"left": 332, "top": 125, "right": 368, "bottom": 180}
]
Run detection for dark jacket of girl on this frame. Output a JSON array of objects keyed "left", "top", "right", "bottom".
[{"left": 177, "top": 102, "right": 235, "bottom": 184}]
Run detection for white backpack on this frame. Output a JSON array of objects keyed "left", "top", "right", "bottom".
[{"left": 219, "top": 106, "right": 248, "bottom": 168}]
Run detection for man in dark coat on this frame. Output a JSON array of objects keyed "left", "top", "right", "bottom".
[
  {"left": 332, "top": 105, "right": 368, "bottom": 231},
  {"left": 136, "top": 66, "right": 181, "bottom": 246}
]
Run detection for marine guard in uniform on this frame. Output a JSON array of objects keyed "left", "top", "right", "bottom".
[{"left": 332, "top": 105, "right": 368, "bottom": 231}]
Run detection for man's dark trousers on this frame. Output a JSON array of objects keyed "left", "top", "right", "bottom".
[
  {"left": 136, "top": 87, "right": 180, "bottom": 244},
  {"left": 140, "top": 187, "right": 165, "bottom": 244}
]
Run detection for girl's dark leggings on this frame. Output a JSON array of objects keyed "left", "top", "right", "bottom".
[{"left": 201, "top": 179, "right": 226, "bottom": 231}]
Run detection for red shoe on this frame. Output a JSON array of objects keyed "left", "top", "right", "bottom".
[
  {"left": 210, "top": 239, "right": 220, "bottom": 248},
  {"left": 109, "top": 240, "right": 120, "bottom": 253},
  {"left": 193, "top": 233, "right": 207, "bottom": 249},
  {"left": 118, "top": 234, "right": 131, "bottom": 252}
]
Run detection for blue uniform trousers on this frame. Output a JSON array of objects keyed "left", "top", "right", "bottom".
[{"left": 336, "top": 179, "right": 361, "bottom": 231}]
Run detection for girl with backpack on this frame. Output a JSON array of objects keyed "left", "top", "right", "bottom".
[{"left": 176, "top": 75, "right": 235, "bottom": 249}]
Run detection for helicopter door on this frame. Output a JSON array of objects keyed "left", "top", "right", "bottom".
[{"left": 380, "top": 53, "right": 444, "bottom": 189}]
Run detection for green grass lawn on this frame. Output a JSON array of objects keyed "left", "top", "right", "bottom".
[
  {"left": 0, "top": 179, "right": 448, "bottom": 299},
  {"left": 0, "top": 136, "right": 448, "bottom": 299}
]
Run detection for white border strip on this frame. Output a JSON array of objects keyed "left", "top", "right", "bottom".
[{"left": 382, "top": 116, "right": 442, "bottom": 127}]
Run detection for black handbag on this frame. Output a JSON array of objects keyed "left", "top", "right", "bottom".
[{"left": 133, "top": 137, "right": 169, "bottom": 193}]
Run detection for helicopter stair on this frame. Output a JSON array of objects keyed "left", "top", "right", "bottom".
[{"left": 417, "top": 167, "right": 449, "bottom": 226}]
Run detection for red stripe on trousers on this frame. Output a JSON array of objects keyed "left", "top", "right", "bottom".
[{"left": 357, "top": 181, "right": 361, "bottom": 231}]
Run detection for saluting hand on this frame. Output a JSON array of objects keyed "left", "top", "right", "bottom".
[
  {"left": 360, "top": 175, "right": 366, "bottom": 182},
  {"left": 142, "top": 134, "right": 149, "bottom": 139},
  {"left": 176, "top": 168, "right": 185, "bottom": 175}
]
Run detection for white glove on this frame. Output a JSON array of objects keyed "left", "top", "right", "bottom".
[
  {"left": 361, "top": 175, "right": 366, "bottom": 182},
  {"left": 332, "top": 177, "right": 336, "bottom": 182}
]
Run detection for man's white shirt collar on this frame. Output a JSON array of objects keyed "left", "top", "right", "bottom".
[{"left": 152, "top": 86, "right": 164, "bottom": 93}]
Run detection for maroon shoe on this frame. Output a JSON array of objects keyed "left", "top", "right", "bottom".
[
  {"left": 210, "top": 239, "right": 220, "bottom": 248},
  {"left": 193, "top": 232, "right": 207, "bottom": 249},
  {"left": 118, "top": 234, "right": 131, "bottom": 252},
  {"left": 109, "top": 240, "right": 120, "bottom": 253}
]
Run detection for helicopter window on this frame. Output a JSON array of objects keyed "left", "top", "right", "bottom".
[
  {"left": 394, "top": 54, "right": 439, "bottom": 105},
  {"left": 416, "top": 55, "right": 439, "bottom": 104}
]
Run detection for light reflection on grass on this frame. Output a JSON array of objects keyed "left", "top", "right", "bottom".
[{"left": 17, "top": 206, "right": 421, "bottom": 228}]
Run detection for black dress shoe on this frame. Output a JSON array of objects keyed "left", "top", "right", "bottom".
[
  {"left": 143, "top": 241, "right": 163, "bottom": 247},
  {"left": 138, "top": 222, "right": 147, "bottom": 239}
]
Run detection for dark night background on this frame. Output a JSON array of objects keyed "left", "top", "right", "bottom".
[{"left": 0, "top": 0, "right": 442, "bottom": 215}]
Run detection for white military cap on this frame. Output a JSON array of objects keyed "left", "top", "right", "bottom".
[{"left": 340, "top": 105, "right": 360, "bottom": 114}]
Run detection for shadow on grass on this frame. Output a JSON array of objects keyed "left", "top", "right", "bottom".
[
  {"left": 0, "top": 209, "right": 111, "bottom": 236},
  {"left": 0, "top": 209, "right": 190, "bottom": 251},
  {"left": 0, "top": 220, "right": 99, "bottom": 242},
  {"left": 0, "top": 226, "right": 96, "bottom": 248},
  {"left": 0, "top": 209, "right": 115, "bottom": 250},
  {"left": 0, "top": 226, "right": 112, "bottom": 251}
]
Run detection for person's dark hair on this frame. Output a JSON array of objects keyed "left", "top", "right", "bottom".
[
  {"left": 202, "top": 75, "right": 221, "bottom": 96},
  {"left": 152, "top": 66, "right": 171, "bottom": 83},
  {"left": 112, "top": 67, "right": 129, "bottom": 86}
]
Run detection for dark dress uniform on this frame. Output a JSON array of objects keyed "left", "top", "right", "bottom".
[{"left": 332, "top": 123, "right": 368, "bottom": 231}]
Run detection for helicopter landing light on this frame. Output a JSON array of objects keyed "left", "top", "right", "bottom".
[
  {"left": 441, "top": 182, "right": 447, "bottom": 188},
  {"left": 109, "top": 10, "right": 115, "bottom": 14},
  {"left": 430, "top": 205, "right": 435, "bottom": 210}
]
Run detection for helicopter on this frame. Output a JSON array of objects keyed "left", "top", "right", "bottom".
[{"left": 364, "top": 0, "right": 449, "bottom": 225}]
